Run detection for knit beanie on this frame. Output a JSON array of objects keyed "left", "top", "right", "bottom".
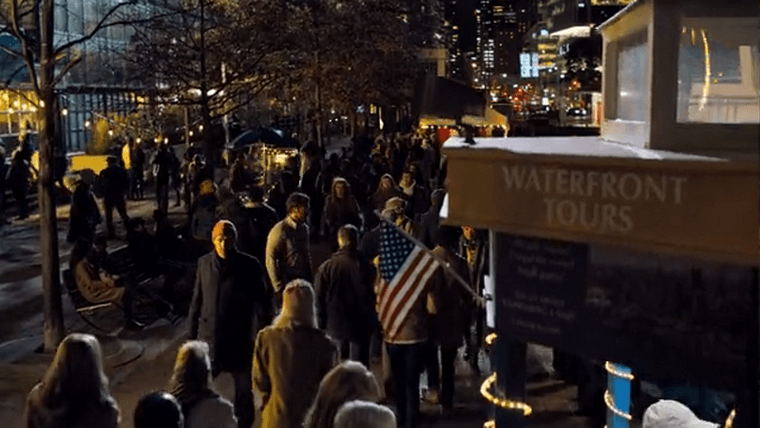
[{"left": 211, "top": 220, "right": 237, "bottom": 241}]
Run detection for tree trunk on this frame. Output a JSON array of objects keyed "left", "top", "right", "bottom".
[
  {"left": 40, "top": 0, "right": 65, "bottom": 352},
  {"left": 199, "top": 0, "right": 214, "bottom": 165}
]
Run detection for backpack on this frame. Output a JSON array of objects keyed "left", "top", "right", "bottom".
[{"left": 192, "top": 200, "right": 218, "bottom": 241}]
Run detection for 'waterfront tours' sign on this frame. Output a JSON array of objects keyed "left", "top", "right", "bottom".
[
  {"left": 443, "top": 138, "right": 758, "bottom": 265},
  {"left": 496, "top": 233, "right": 753, "bottom": 391}
]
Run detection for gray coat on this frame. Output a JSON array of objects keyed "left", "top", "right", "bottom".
[{"left": 265, "top": 217, "right": 312, "bottom": 293}]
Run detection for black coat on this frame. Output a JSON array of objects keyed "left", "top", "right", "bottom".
[
  {"left": 314, "top": 248, "right": 377, "bottom": 342},
  {"left": 99, "top": 165, "right": 130, "bottom": 202},
  {"left": 190, "top": 250, "right": 272, "bottom": 372}
]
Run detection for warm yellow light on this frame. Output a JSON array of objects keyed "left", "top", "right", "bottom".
[
  {"left": 484, "top": 421, "right": 495, "bottom": 428},
  {"left": 164, "top": 138, "right": 169, "bottom": 144},
  {"left": 604, "top": 362, "right": 634, "bottom": 381},
  {"left": 108, "top": 130, "right": 114, "bottom": 136},
  {"left": 603, "top": 390, "right": 632, "bottom": 421},
  {"left": 62, "top": 108, "right": 68, "bottom": 116},
  {"left": 189, "top": 131, "right": 194, "bottom": 137},
  {"left": 480, "top": 373, "right": 532, "bottom": 416},
  {"left": 485, "top": 333, "right": 497, "bottom": 346},
  {"left": 725, "top": 409, "right": 736, "bottom": 428},
  {"left": 136, "top": 138, "right": 141, "bottom": 143},
  {"left": 9, "top": 108, "right": 14, "bottom": 114},
  {"left": 84, "top": 120, "right": 90, "bottom": 128},
  {"left": 199, "top": 125, "right": 204, "bottom": 131}
]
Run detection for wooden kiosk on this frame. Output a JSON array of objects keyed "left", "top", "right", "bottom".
[{"left": 441, "top": 0, "right": 758, "bottom": 427}]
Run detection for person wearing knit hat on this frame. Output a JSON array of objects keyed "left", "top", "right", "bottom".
[
  {"left": 253, "top": 279, "right": 338, "bottom": 428},
  {"left": 643, "top": 400, "right": 720, "bottom": 428},
  {"left": 190, "top": 219, "right": 273, "bottom": 428}
]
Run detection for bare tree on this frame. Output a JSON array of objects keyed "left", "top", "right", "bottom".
[
  {"left": 0, "top": 0, "right": 157, "bottom": 351},
  {"left": 124, "top": 0, "right": 289, "bottom": 161}
]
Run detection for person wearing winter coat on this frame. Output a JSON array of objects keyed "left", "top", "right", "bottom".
[
  {"left": 99, "top": 156, "right": 131, "bottom": 238},
  {"left": 314, "top": 225, "right": 376, "bottom": 366},
  {"left": 133, "top": 392, "right": 184, "bottom": 428},
  {"left": 322, "top": 178, "right": 363, "bottom": 251},
  {"left": 67, "top": 174, "right": 101, "bottom": 244},
  {"left": 189, "top": 180, "right": 219, "bottom": 255},
  {"left": 418, "top": 189, "right": 446, "bottom": 249},
  {"left": 7, "top": 148, "right": 31, "bottom": 219},
  {"left": 302, "top": 361, "right": 381, "bottom": 428},
  {"left": 153, "top": 142, "right": 174, "bottom": 214},
  {"left": 424, "top": 226, "right": 474, "bottom": 411},
  {"left": 24, "top": 333, "right": 120, "bottom": 428},
  {"left": 238, "top": 186, "right": 279, "bottom": 263},
  {"left": 369, "top": 174, "right": 402, "bottom": 213},
  {"left": 253, "top": 280, "right": 338, "bottom": 428},
  {"left": 333, "top": 401, "right": 397, "bottom": 428},
  {"left": 189, "top": 220, "right": 273, "bottom": 428},
  {"left": 375, "top": 226, "right": 436, "bottom": 428},
  {"left": 168, "top": 341, "right": 237, "bottom": 428},
  {"left": 265, "top": 193, "right": 313, "bottom": 305},
  {"left": 398, "top": 170, "right": 428, "bottom": 222}
]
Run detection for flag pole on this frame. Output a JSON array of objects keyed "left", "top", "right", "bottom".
[{"left": 376, "top": 213, "right": 486, "bottom": 307}]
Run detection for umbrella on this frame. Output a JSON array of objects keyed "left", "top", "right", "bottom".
[{"left": 230, "top": 127, "right": 298, "bottom": 150}]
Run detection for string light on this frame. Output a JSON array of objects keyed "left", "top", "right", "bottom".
[
  {"left": 480, "top": 373, "right": 533, "bottom": 416},
  {"left": 483, "top": 420, "right": 495, "bottom": 428},
  {"left": 604, "top": 361, "right": 634, "bottom": 381},
  {"left": 485, "top": 333, "right": 497, "bottom": 346},
  {"left": 724, "top": 409, "right": 736, "bottom": 428},
  {"left": 603, "top": 390, "right": 632, "bottom": 421}
]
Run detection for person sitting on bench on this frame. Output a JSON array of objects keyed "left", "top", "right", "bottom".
[{"left": 70, "top": 239, "right": 145, "bottom": 330}]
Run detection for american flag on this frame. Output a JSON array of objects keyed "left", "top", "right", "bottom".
[{"left": 376, "top": 220, "right": 440, "bottom": 340}]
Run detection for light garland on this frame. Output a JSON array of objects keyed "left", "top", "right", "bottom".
[
  {"left": 724, "top": 409, "right": 736, "bottom": 428},
  {"left": 604, "top": 389, "right": 632, "bottom": 421},
  {"left": 480, "top": 372, "right": 533, "bottom": 416},
  {"left": 483, "top": 420, "right": 495, "bottom": 428},
  {"left": 604, "top": 361, "right": 634, "bottom": 381},
  {"left": 485, "top": 332, "right": 497, "bottom": 346}
]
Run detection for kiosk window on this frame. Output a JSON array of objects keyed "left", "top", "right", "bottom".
[
  {"left": 676, "top": 17, "right": 760, "bottom": 124},
  {"left": 615, "top": 33, "right": 649, "bottom": 122}
]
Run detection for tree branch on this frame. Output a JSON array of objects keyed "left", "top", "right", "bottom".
[
  {"left": 51, "top": 54, "right": 82, "bottom": 86},
  {"left": 9, "top": 0, "right": 40, "bottom": 93}
]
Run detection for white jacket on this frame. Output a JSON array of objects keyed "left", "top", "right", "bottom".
[{"left": 186, "top": 396, "right": 237, "bottom": 428}]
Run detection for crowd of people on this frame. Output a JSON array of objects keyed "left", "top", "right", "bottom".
[{"left": 26, "top": 129, "right": 497, "bottom": 428}]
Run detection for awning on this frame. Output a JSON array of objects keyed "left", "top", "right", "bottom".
[{"left": 418, "top": 116, "right": 457, "bottom": 127}]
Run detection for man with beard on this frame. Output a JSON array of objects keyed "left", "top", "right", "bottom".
[{"left": 189, "top": 220, "right": 272, "bottom": 428}]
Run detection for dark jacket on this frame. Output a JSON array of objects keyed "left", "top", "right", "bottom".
[
  {"left": 190, "top": 250, "right": 272, "bottom": 372},
  {"left": 428, "top": 246, "right": 473, "bottom": 348},
  {"left": 67, "top": 182, "right": 101, "bottom": 244},
  {"left": 241, "top": 202, "right": 279, "bottom": 264},
  {"left": 99, "top": 164, "right": 130, "bottom": 202},
  {"left": 314, "top": 248, "right": 377, "bottom": 341}
]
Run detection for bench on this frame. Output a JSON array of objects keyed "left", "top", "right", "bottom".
[{"left": 62, "top": 268, "right": 120, "bottom": 334}]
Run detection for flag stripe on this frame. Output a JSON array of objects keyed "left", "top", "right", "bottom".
[
  {"left": 386, "top": 255, "right": 438, "bottom": 338},
  {"left": 378, "top": 247, "right": 425, "bottom": 320},
  {"left": 383, "top": 251, "right": 433, "bottom": 327}
]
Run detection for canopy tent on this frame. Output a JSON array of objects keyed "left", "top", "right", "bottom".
[{"left": 229, "top": 127, "right": 298, "bottom": 150}]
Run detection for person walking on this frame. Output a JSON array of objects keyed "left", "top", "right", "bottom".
[
  {"left": 130, "top": 141, "right": 146, "bottom": 200},
  {"left": 314, "top": 225, "right": 376, "bottom": 367},
  {"left": 7, "top": 148, "right": 31, "bottom": 220},
  {"left": 67, "top": 173, "right": 101, "bottom": 244},
  {"left": 322, "top": 178, "right": 363, "bottom": 251},
  {"left": 133, "top": 392, "right": 184, "bottom": 428},
  {"left": 99, "top": 156, "right": 131, "bottom": 238},
  {"left": 253, "top": 280, "right": 338, "bottom": 428},
  {"left": 369, "top": 174, "right": 401, "bottom": 214},
  {"left": 168, "top": 341, "right": 237, "bottom": 428},
  {"left": 240, "top": 186, "right": 278, "bottom": 265},
  {"left": 265, "top": 193, "right": 312, "bottom": 310},
  {"left": 302, "top": 361, "right": 381, "bottom": 428},
  {"left": 24, "top": 333, "right": 120, "bottom": 428},
  {"left": 424, "top": 226, "right": 473, "bottom": 412},
  {"left": 189, "top": 220, "right": 272, "bottom": 428},
  {"left": 0, "top": 147, "right": 9, "bottom": 226},
  {"left": 153, "top": 142, "right": 174, "bottom": 214}
]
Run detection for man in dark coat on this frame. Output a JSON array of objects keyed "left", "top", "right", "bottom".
[
  {"left": 418, "top": 189, "right": 446, "bottom": 249},
  {"left": 189, "top": 220, "right": 272, "bottom": 428},
  {"left": 241, "top": 186, "right": 278, "bottom": 266},
  {"left": 314, "top": 225, "right": 376, "bottom": 366},
  {"left": 99, "top": 156, "right": 130, "bottom": 238},
  {"left": 152, "top": 143, "right": 173, "bottom": 214}
]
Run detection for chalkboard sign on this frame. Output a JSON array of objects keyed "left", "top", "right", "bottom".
[{"left": 496, "top": 233, "right": 753, "bottom": 391}]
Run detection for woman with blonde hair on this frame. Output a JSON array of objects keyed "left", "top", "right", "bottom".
[
  {"left": 24, "top": 333, "right": 120, "bottom": 428},
  {"left": 303, "top": 361, "right": 381, "bottom": 428},
  {"left": 167, "top": 341, "right": 236, "bottom": 428},
  {"left": 333, "top": 400, "right": 397, "bottom": 428},
  {"left": 253, "top": 279, "right": 338, "bottom": 428}
]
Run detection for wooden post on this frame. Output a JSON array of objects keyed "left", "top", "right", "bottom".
[
  {"left": 40, "top": 0, "right": 65, "bottom": 352},
  {"left": 491, "top": 231, "right": 528, "bottom": 428}
]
